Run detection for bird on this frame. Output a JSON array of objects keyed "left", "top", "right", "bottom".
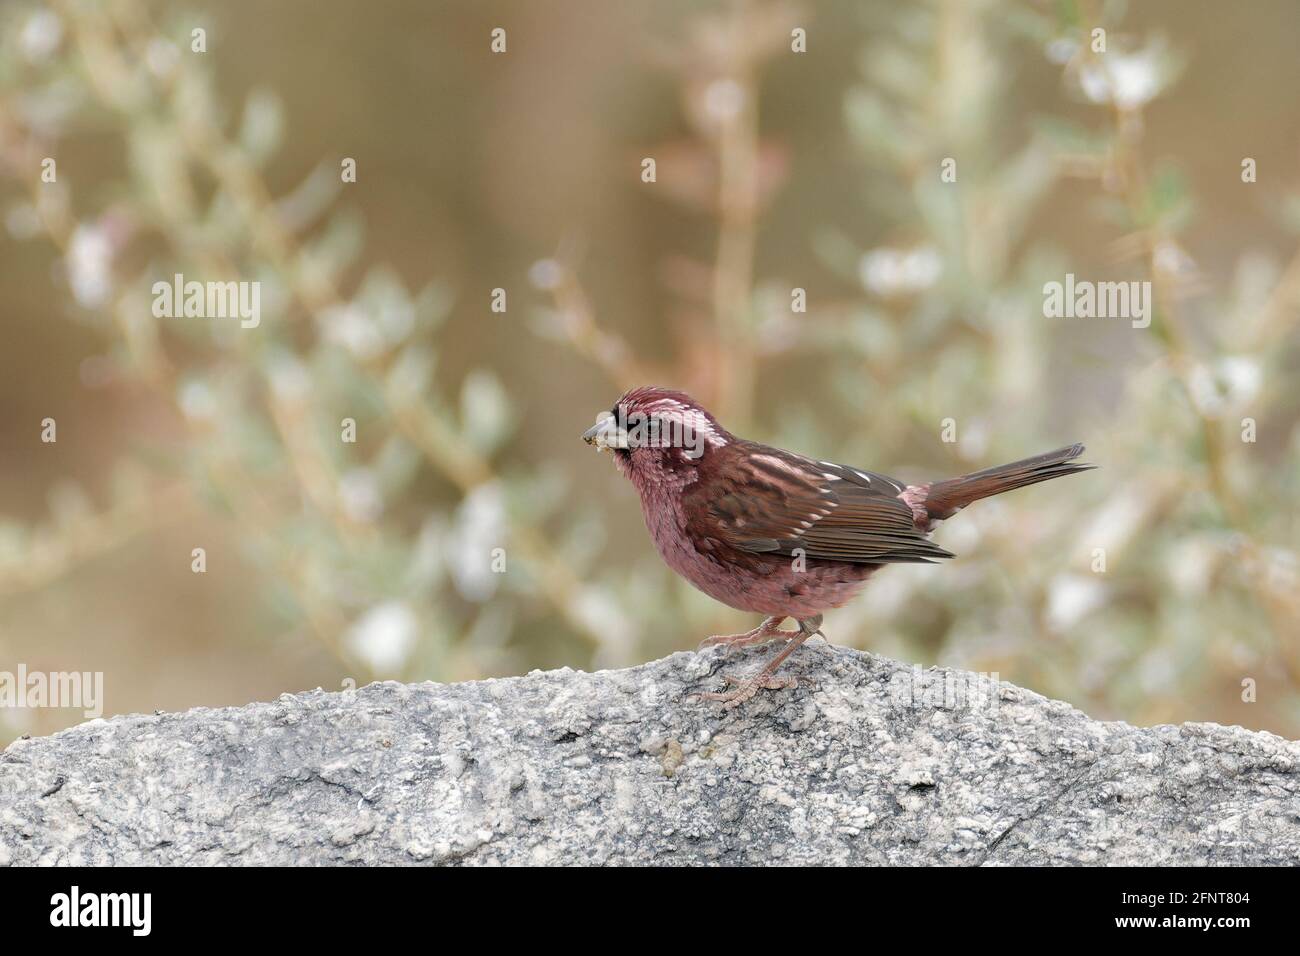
[{"left": 582, "top": 385, "right": 1095, "bottom": 709}]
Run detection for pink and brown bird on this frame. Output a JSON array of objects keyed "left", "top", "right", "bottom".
[{"left": 582, "top": 386, "right": 1094, "bottom": 708}]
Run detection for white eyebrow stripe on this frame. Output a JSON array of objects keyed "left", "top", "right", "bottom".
[{"left": 638, "top": 401, "right": 729, "bottom": 449}]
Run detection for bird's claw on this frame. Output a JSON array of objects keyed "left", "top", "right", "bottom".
[
  {"left": 693, "top": 614, "right": 823, "bottom": 709},
  {"left": 695, "top": 616, "right": 789, "bottom": 654},
  {"left": 695, "top": 674, "right": 811, "bottom": 710},
  {"left": 696, "top": 632, "right": 792, "bottom": 655}
]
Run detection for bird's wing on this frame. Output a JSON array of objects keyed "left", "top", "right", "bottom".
[{"left": 686, "top": 441, "right": 954, "bottom": 565}]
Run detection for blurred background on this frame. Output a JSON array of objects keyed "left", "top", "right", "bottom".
[{"left": 2, "top": 0, "right": 1298, "bottom": 745}]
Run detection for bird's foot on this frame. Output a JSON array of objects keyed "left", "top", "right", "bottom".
[
  {"left": 696, "top": 615, "right": 789, "bottom": 654},
  {"left": 696, "top": 615, "right": 823, "bottom": 710},
  {"left": 697, "top": 672, "right": 806, "bottom": 710}
]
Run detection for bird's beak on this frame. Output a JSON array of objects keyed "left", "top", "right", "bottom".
[{"left": 582, "top": 415, "right": 629, "bottom": 452}]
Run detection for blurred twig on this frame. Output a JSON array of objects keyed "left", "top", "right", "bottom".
[
  {"left": 0, "top": 482, "right": 188, "bottom": 601},
  {"left": 711, "top": 4, "right": 762, "bottom": 428}
]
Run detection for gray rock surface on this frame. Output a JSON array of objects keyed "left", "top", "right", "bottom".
[{"left": 2, "top": 644, "right": 1298, "bottom": 865}]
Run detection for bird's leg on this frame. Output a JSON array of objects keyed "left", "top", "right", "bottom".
[
  {"left": 698, "top": 615, "right": 823, "bottom": 710},
  {"left": 696, "top": 615, "right": 789, "bottom": 653}
]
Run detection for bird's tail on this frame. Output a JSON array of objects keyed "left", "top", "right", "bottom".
[{"left": 920, "top": 443, "right": 1093, "bottom": 522}]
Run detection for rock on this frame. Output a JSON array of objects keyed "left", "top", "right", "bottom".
[{"left": 1, "top": 644, "right": 1297, "bottom": 865}]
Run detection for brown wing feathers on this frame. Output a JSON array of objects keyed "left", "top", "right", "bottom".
[
  {"left": 694, "top": 440, "right": 1092, "bottom": 568},
  {"left": 696, "top": 442, "right": 953, "bottom": 566}
]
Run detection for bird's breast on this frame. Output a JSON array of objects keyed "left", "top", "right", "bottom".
[{"left": 635, "top": 488, "right": 875, "bottom": 617}]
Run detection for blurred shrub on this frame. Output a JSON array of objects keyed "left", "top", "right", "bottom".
[{"left": 1, "top": 0, "right": 1297, "bottom": 739}]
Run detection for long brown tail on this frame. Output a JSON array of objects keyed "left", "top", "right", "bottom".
[{"left": 920, "top": 443, "right": 1093, "bottom": 522}]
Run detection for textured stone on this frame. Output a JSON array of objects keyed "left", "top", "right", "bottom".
[{"left": 2, "top": 644, "right": 1298, "bottom": 865}]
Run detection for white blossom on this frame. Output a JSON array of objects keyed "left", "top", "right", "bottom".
[
  {"left": 859, "top": 246, "right": 942, "bottom": 297},
  {"left": 339, "top": 468, "right": 384, "bottom": 523},
  {"left": 446, "top": 483, "right": 506, "bottom": 602},
  {"left": 321, "top": 304, "right": 384, "bottom": 359},
  {"left": 1046, "top": 573, "right": 1107, "bottom": 630},
  {"left": 66, "top": 224, "right": 113, "bottom": 308},
  {"left": 20, "top": 11, "right": 62, "bottom": 63},
  {"left": 346, "top": 601, "right": 418, "bottom": 673}
]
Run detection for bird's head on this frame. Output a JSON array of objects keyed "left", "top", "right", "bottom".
[{"left": 581, "top": 386, "right": 731, "bottom": 488}]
